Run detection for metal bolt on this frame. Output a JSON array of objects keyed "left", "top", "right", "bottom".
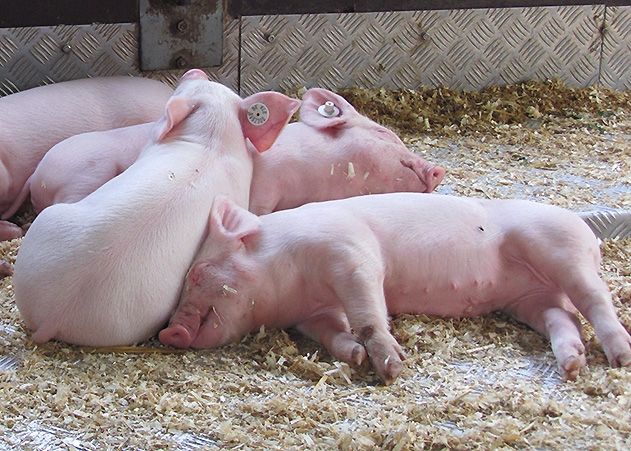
[
  {"left": 61, "top": 43, "right": 72, "bottom": 53},
  {"left": 264, "top": 32, "right": 275, "bottom": 43},
  {"left": 176, "top": 56, "right": 187, "bottom": 68},
  {"left": 419, "top": 32, "right": 428, "bottom": 42},
  {"left": 176, "top": 20, "right": 189, "bottom": 33}
]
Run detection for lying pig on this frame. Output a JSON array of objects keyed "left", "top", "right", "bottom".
[
  {"left": 13, "top": 70, "right": 300, "bottom": 347},
  {"left": 29, "top": 88, "right": 444, "bottom": 214},
  {"left": 160, "top": 193, "right": 631, "bottom": 384},
  {"left": 0, "top": 75, "right": 173, "bottom": 240}
]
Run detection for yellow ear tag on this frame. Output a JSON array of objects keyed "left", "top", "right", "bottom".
[{"left": 247, "top": 103, "right": 269, "bottom": 126}]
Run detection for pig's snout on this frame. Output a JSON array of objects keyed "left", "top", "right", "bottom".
[
  {"left": 401, "top": 159, "right": 445, "bottom": 192},
  {"left": 159, "top": 324, "right": 194, "bottom": 348}
]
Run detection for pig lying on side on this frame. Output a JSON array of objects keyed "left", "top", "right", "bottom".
[
  {"left": 29, "top": 89, "right": 444, "bottom": 213},
  {"left": 13, "top": 70, "right": 300, "bottom": 347},
  {"left": 0, "top": 76, "right": 173, "bottom": 240},
  {"left": 160, "top": 193, "right": 631, "bottom": 384}
]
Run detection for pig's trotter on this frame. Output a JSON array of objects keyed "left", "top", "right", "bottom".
[
  {"left": 0, "top": 220, "right": 23, "bottom": 241},
  {"left": 0, "top": 260, "right": 13, "bottom": 279},
  {"left": 296, "top": 312, "right": 368, "bottom": 366},
  {"left": 360, "top": 325, "right": 405, "bottom": 384},
  {"left": 159, "top": 324, "right": 193, "bottom": 348}
]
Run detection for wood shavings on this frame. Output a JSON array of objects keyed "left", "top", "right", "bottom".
[{"left": 1, "top": 81, "right": 630, "bottom": 449}]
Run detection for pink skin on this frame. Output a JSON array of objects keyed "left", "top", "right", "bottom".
[
  {"left": 13, "top": 69, "right": 300, "bottom": 347},
  {"left": 160, "top": 193, "right": 631, "bottom": 385},
  {"left": 28, "top": 88, "right": 444, "bottom": 215},
  {"left": 249, "top": 88, "right": 445, "bottom": 215},
  {"left": 0, "top": 76, "right": 173, "bottom": 239},
  {"left": 29, "top": 123, "right": 155, "bottom": 212}
]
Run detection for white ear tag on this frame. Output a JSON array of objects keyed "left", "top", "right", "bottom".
[
  {"left": 318, "top": 101, "right": 340, "bottom": 118},
  {"left": 247, "top": 103, "right": 269, "bottom": 126}
]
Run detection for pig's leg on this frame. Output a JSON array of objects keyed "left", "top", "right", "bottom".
[
  {"left": 0, "top": 260, "right": 13, "bottom": 279},
  {"left": 559, "top": 268, "right": 631, "bottom": 368},
  {"left": 504, "top": 297, "right": 586, "bottom": 380},
  {"left": 0, "top": 220, "right": 23, "bottom": 241},
  {"left": 329, "top": 259, "right": 406, "bottom": 384},
  {"left": 296, "top": 310, "right": 367, "bottom": 366}
]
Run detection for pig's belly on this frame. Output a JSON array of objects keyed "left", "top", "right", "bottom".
[{"left": 384, "top": 243, "right": 558, "bottom": 318}]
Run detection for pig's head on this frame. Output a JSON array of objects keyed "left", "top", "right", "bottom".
[
  {"left": 152, "top": 69, "right": 301, "bottom": 152},
  {"left": 299, "top": 88, "right": 445, "bottom": 193},
  {"left": 160, "top": 195, "right": 263, "bottom": 349}
]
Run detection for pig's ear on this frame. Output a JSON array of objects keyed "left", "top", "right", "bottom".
[
  {"left": 240, "top": 92, "right": 301, "bottom": 153},
  {"left": 209, "top": 195, "right": 261, "bottom": 245},
  {"left": 299, "top": 88, "right": 356, "bottom": 130},
  {"left": 154, "top": 96, "right": 196, "bottom": 142}
]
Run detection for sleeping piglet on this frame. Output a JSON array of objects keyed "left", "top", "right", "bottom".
[
  {"left": 13, "top": 70, "right": 300, "bottom": 347},
  {"left": 160, "top": 193, "right": 631, "bottom": 384},
  {"left": 0, "top": 76, "right": 173, "bottom": 240},
  {"left": 29, "top": 88, "right": 444, "bottom": 214}
]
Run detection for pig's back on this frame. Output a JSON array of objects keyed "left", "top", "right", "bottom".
[{"left": 14, "top": 145, "right": 215, "bottom": 346}]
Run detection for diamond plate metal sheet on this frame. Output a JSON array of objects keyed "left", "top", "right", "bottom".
[
  {"left": 0, "top": 18, "right": 239, "bottom": 95},
  {"left": 600, "top": 6, "right": 631, "bottom": 90},
  {"left": 240, "top": 6, "right": 606, "bottom": 95}
]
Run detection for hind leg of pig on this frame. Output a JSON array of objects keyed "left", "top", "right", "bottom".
[
  {"left": 296, "top": 310, "right": 367, "bottom": 366},
  {"left": 330, "top": 266, "right": 406, "bottom": 384},
  {"left": 559, "top": 268, "right": 631, "bottom": 368},
  {"left": 505, "top": 298, "right": 586, "bottom": 380}
]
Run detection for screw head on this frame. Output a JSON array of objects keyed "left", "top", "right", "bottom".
[
  {"left": 176, "top": 56, "right": 187, "bottom": 68},
  {"left": 176, "top": 20, "right": 189, "bottom": 33},
  {"left": 61, "top": 43, "right": 72, "bottom": 53}
]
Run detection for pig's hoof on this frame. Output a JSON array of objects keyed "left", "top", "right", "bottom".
[
  {"left": 350, "top": 344, "right": 367, "bottom": 366},
  {"left": 602, "top": 332, "right": 631, "bottom": 368},
  {"left": 381, "top": 354, "right": 404, "bottom": 385},
  {"left": 159, "top": 325, "right": 193, "bottom": 348},
  {"left": 560, "top": 355, "right": 585, "bottom": 381},
  {"left": 0, "top": 260, "right": 13, "bottom": 279},
  {"left": 0, "top": 220, "right": 23, "bottom": 241}
]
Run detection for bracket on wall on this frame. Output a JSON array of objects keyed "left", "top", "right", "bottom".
[{"left": 139, "top": 0, "right": 223, "bottom": 71}]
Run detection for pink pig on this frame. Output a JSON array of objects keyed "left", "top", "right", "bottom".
[
  {"left": 29, "top": 88, "right": 444, "bottom": 214},
  {"left": 248, "top": 88, "right": 445, "bottom": 214},
  {"left": 0, "top": 76, "right": 173, "bottom": 240},
  {"left": 160, "top": 193, "right": 631, "bottom": 384},
  {"left": 13, "top": 70, "right": 300, "bottom": 347}
]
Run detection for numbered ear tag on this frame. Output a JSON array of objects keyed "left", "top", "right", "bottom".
[
  {"left": 247, "top": 103, "right": 269, "bottom": 126},
  {"left": 318, "top": 101, "right": 340, "bottom": 118}
]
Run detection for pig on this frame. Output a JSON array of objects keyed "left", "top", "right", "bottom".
[
  {"left": 160, "top": 193, "right": 631, "bottom": 384},
  {"left": 28, "top": 88, "right": 444, "bottom": 214},
  {"left": 13, "top": 70, "right": 300, "bottom": 347},
  {"left": 248, "top": 88, "right": 445, "bottom": 214},
  {"left": 0, "top": 75, "right": 173, "bottom": 240},
  {"left": 29, "top": 123, "right": 154, "bottom": 212}
]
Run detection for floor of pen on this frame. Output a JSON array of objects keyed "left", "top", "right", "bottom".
[{"left": 1, "top": 84, "right": 629, "bottom": 449}]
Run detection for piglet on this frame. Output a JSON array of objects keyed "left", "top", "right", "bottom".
[
  {"left": 160, "top": 193, "right": 631, "bottom": 384},
  {"left": 0, "top": 76, "right": 173, "bottom": 240},
  {"left": 29, "top": 88, "right": 445, "bottom": 215},
  {"left": 249, "top": 88, "right": 445, "bottom": 214},
  {"left": 13, "top": 70, "right": 300, "bottom": 347}
]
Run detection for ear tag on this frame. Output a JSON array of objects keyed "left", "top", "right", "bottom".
[
  {"left": 247, "top": 103, "right": 270, "bottom": 126},
  {"left": 317, "top": 101, "right": 340, "bottom": 118}
]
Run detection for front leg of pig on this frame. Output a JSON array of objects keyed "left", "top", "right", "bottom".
[
  {"left": 295, "top": 309, "right": 367, "bottom": 366},
  {"left": 324, "top": 242, "right": 406, "bottom": 384}
]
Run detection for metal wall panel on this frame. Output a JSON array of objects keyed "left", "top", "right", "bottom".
[
  {"left": 0, "top": 17, "right": 240, "bottom": 95},
  {"left": 240, "top": 6, "right": 606, "bottom": 95},
  {"left": 600, "top": 6, "right": 631, "bottom": 90}
]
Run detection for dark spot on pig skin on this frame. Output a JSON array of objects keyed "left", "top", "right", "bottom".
[
  {"left": 359, "top": 325, "right": 374, "bottom": 341},
  {"left": 478, "top": 226, "right": 485, "bottom": 231}
]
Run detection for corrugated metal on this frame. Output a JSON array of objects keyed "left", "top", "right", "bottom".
[
  {"left": 600, "top": 5, "right": 631, "bottom": 90},
  {"left": 239, "top": 6, "right": 607, "bottom": 95},
  {"left": 0, "top": 18, "right": 240, "bottom": 95},
  {"left": 0, "top": 6, "right": 627, "bottom": 95}
]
